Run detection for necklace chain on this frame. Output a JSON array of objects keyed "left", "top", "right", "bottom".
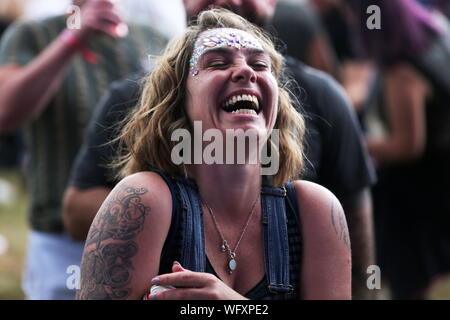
[{"left": 203, "top": 194, "right": 260, "bottom": 274}]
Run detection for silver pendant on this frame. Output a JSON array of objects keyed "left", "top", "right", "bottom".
[
  {"left": 221, "top": 240, "right": 228, "bottom": 252},
  {"left": 228, "top": 258, "right": 237, "bottom": 274}
]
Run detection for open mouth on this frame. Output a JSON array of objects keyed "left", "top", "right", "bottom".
[{"left": 221, "top": 94, "right": 260, "bottom": 115}]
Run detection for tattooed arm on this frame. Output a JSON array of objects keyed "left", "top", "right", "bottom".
[
  {"left": 76, "top": 172, "right": 173, "bottom": 300},
  {"left": 294, "top": 181, "right": 351, "bottom": 300}
]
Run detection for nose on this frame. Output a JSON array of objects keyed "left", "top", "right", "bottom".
[{"left": 231, "top": 62, "right": 257, "bottom": 83}]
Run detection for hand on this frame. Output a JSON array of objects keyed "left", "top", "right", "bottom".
[
  {"left": 148, "top": 261, "right": 248, "bottom": 300},
  {"left": 73, "top": 0, "right": 128, "bottom": 43}
]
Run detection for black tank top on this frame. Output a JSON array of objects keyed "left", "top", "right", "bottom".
[{"left": 157, "top": 176, "right": 303, "bottom": 300}]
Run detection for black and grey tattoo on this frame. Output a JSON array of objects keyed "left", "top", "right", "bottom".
[
  {"left": 330, "top": 198, "right": 351, "bottom": 250},
  {"left": 77, "top": 185, "right": 150, "bottom": 300}
]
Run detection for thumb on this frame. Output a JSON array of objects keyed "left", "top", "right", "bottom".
[{"left": 172, "top": 261, "right": 185, "bottom": 273}]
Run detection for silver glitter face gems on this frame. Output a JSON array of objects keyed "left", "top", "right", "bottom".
[{"left": 189, "top": 28, "right": 264, "bottom": 72}]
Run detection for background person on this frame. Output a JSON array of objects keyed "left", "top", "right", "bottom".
[
  {"left": 0, "top": 0, "right": 167, "bottom": 299},
  {"left": 272, "top": 0, "right": 338, "bottom": 77},
  {"left": 0, "top": 0, "right": 25, "bottom": 168},
  {"left": 349, "top": 0, "right": 450, "bottom": 299}
]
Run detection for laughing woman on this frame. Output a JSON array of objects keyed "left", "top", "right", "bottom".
[{"left": 77, "top": 9, "right": 351, "bottom": 300}]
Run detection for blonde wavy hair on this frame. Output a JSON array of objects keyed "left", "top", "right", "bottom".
[{"left": 114, "top": 8, "right": 305, "bottom": 187}]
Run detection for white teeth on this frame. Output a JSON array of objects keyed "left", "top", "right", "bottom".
[
  {"left": 231, "top": 109, "right": 257, "bottom": 115},
  {"left": 253, "top": 96, "right": 259, "bottom": 108},
  {"left": 223, "top": 94, "right": 260, "bottom": 111}
]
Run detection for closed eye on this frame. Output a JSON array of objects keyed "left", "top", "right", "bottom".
[
  {"left": 208, "top": 61, "right": 229, "bottom": 68},
  {"left": 252, "top": 62, "right": 269, "bottom": 70},
  {"left": 249, "top": 56, "right": 271, "bottom": 70}
]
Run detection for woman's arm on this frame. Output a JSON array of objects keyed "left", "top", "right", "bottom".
[
  {"left": 76, "top": 172, "right": 173, "bottom": 300},
  {"left": 294, "top": 180, "right": 352, "bottom": 300},
  {"left": 367, "top": 63, "right": 429, "bottom": 164}
]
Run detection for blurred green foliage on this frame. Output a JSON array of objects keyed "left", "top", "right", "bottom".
[{"left": 0, "top": 169, "right": 27, "bottom": 300}]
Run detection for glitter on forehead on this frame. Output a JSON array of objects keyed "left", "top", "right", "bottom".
[{"left": 189, "top": 28, "right": 264, "bottom": 69}]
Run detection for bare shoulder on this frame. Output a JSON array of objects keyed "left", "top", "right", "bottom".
[
  {"left": 84, "top": 171, "right": 174, "bottom": 250},
  {"left": 78, "top": 171, "right": 173, "bottom": 300},
  {"left": 108, "top": 171, "right": 173, "bottom": 221},
  {"left": 292, "top": 180, "right": 337, "bottom": 213},
  {"left": 292, "top": 180, "right": 350, "bottom": 250},
  {"left": 292, "top": 180, "right": 351, "bottom": 299},
  {"left": 118, "top": 171, "right": 172, "bottom": 197}
]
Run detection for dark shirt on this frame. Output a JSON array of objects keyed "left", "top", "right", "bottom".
[
  {"left": 69, "top": 57, "right": 376, "bottom": 202},
  {"left": 0, "top": 18, "right": 23, "bottom": 169},
  {"left": 321, "top": 6, "right": 357, "bottom": 61},
  {"left": 156, "top": 174, "right": 302, "bottom": 300},
  {"left": 0, "top": 19, "right": 11, "bottom": 37},
  {"left": 284, "top": 57, "right": 376, "bottom": 199}
]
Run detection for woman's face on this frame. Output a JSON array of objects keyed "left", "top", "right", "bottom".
[{"left": 185, "top": 28, "right": 279, "bottom": 140}]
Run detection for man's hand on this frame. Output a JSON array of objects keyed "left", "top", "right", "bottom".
[{"left": 73, "top": 0, "right": 127, "bottom": 43}]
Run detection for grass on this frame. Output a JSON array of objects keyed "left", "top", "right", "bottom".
[
  {"left": 0, "top": 169, "right": 449, "bottom": 300},
  {"left": 0, "top": 169, "right": 28, "bottom": 300}
]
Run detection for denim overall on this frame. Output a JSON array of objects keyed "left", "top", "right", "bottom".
[{"left": 156, "top": 172, "right": 301, "bottom": 300}]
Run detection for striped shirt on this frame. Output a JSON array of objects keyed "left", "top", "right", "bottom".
[{"left": 0, "top": 16, "right": 168, "bottom": 233}]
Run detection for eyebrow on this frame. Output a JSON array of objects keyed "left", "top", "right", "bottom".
[{"left": 199, "top": 47, "right": 268, "bottom": 61}]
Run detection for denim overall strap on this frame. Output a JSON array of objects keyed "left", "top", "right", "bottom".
[
  {"left": 173, "top": 177, "right": 207, "bottom": 273},
  {"left": 284, "top": 182, "right": 300, "bottom": 222},
  {"left": 150, "top": 170, "right": 184, "bottom": 275},
  {"left": 261, "top": 185, "right": 294, "bottom": 295}
]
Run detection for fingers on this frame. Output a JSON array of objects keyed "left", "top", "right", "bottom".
[
  {"left": 154, "top": 287, "right": 219, "bottom": 300},
  {"left": 79, "top": 0, "right": 127, "bottom": 38},
  {"left": 145, "top": 262, "right": 245, "bottom": 300},
  {"left": 97, "top": 9, "right": 123, "bottom": 26},
  {"left": 146, "top": 262, "right": 222, "bottom": 300},
  {"left": 153, "top": 270, "right": 215, "bottom": 289},
  {"left": 152, "top": 262, "right": 216, "bottom": 289},
  {"left": 87, "top": 0, "right": 115, "bottom": 10},
  {"left": 172, "top": 261, "right": 185, "bottom": 273},
  {"left": 114, "top": 23, "right": 129, "bottom": 38},
  {"left": 87, "top": 10, "right": 123, "bottom": 36}
]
